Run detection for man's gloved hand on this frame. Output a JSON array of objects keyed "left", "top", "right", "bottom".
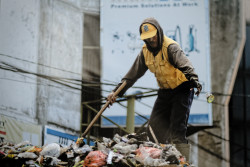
[
  {"left": 190, "top": 80, "right": 202, "bottom": 96},
  {"left": 107, "top": 91, "right": 117, "bottom": 107}
]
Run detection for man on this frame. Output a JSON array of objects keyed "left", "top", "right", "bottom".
[{"left": 107, "top": 18, "right": 202, "bottom": 144}]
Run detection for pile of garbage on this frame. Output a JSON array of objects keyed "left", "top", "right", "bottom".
[{"left": 0, "top": 132, "right": 192, "bottom": 167}]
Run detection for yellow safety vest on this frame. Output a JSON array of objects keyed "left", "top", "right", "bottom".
[{"left": 143, "top": 36, "right": 188, "bottom": 89}]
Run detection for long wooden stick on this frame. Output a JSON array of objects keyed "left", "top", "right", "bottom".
[
  {"left": 81, "top": 81, "right": 127, "bottom": 137},
  {"left": 149, "top": 125, "right": 159, "bottom": 145}
]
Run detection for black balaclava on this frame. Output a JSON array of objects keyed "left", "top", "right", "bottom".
[{"left": 139, "top": 18, "right": 164, "bottom": 56}]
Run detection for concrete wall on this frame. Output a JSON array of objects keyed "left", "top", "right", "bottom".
[
  {"left": 0, "top": 0, "right": 40, "bottom": 124},
  {"left": 37, "top": 0, "right": 83, "bottom": 132},
  {"left": 197, "top": 0, "right": 245, "bottom": 167},
  {"left": 0, "top": 0, "right": 100, "bottom": 143},
  {"left": 246, "top": 0, "right": 250, "bottom": 25}
]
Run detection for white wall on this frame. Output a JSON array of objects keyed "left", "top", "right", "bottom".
[
  {"left": 246, "top": 0, "right": 250, "bottom": 25},
  {"left": 0, "top": 0, "right": 40, "bottom": 124},
  {"left": 37, "top": 0, "right": 83, "bottom": 131},
  {"left": 0, "top": 0, "right": 88, "bottom": 137}
]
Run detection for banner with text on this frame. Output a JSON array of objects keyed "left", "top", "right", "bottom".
[
  {"left": 101, "top": 0, "right": 212, "bottom": 126},
  {"left": 0, "top": 115, "right": 42, "bottom": 146}
]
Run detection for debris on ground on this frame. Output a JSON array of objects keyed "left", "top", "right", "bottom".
[{"left": 0, "top": 132, "right": 193, "bottom": 167}]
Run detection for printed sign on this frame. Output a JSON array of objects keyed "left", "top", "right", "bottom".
[
  {"left": 101, "top": 0, "right": 211, "bottom": 126},
  {"left": 0, "top": 115, "right": 42, "bottom": 146},
  {"left": 44, "top": 126, "right": 78, "bottom": 147},
  {"left": 44, "top": 126, "right": 95, "bottom": 146}
]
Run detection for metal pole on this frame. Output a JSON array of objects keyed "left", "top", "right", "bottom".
[{"left": 126, "top": 96, "right": 135, "bottom": 133}]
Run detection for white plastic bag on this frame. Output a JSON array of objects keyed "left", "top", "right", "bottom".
[
  {"left": 18, "top": 152, "right": 38, "bottom": 159},
  {"left": 40, "top": 143, "right": 60, "bottom": 158}
]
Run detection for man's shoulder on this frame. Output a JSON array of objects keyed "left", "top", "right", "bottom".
[
  {"left": 163, "top": 36, "right": 179, "bottom": 48},
  {"left": 168, "top": 43, "right": 180, "bottom": 49}
]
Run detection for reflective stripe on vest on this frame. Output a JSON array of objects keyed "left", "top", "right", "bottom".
[{"left": 143, "top": 36, "right": 188, "bottom": 89}]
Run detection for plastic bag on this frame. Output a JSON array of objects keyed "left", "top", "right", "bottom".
[
  {"left": 112, "top": 142, "right": 137, "bottom": 154},
  {"left": 83, "top": 151, "right": 107, "bottom": 167},
  {"left": 135, "top": 146, "right": 169, "bottom": 166},
  {"left": 40, "top": 143, "right": 60, "bottom": 158},
  {"left": 14, "top": 141, "right": 31, "bottom": 149},
  {"left": 18, "top": 145, "right": 33, "bottom": 152},
  {"left": 106, "top": 151, "right": 114, "bottom": 164},
  {"left": 17, "top": 152, "right": 38, "bottom": 159},
  {"left": 135, "top": 146, "right": 162, "bottom": 159},
  {"left": 113, "top": 134, "right": 122, "bottom": 143},
  {"left": 43, "top": 156, "right": 61, "bottom": 166},
  {"left": 74, "top": 144, "right": 92, "bottom": 154},
  {"left": 26, "top": 146, "right": 42, "bottom": 154},
  {"left": 162, "top": 144, "right": 182, "bottom": 161}
]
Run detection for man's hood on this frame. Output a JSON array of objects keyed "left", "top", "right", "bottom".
[{"left": 139, "top": 18, "right": 164, "bottom": 55}]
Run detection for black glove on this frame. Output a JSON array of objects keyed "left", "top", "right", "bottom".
[{"left": 190, "top": 80, "right": 202, "bottom": 96}]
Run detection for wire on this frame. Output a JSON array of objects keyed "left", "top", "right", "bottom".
[
  {"left": 0, "top": 60, "right": 157, "bottom": 95},
  {"left": 3, "top": 59, "right": 250, "bottom": 99},
  {"left": 0, "top": 53, "right": 157, "bottom": 91},
  {"left": 136, "top": 120, "right": 149, "bottom": 134},
  {"left": 0, "top": 62, "right": 159, "bottom": 105},
  {"left": 0, "top": 62, "right": 112, "bottom": 95},
  {"left": 2, "top": 56, "right": 250, "bottom": 153},
  {"left": 189, "top": 140, "right": 229, "bottom": 166},
  {"left": 0, "top": 60, "right": 107, "bottom": 88},
  {"left": 83, "top": 103, "right": 130, "bottom": 134},
  {"left": 189, "top": 142, "right": 250, "bottom": 166},
  {"left": 135, "top": 96, "right": 250, "bottom": 152},
  {"left": 189, "top": 139, "right": 250, "bottom": 164},
  {"left": 0, "top": 77, "right": 80, "bottom": 95},
  {"left": 212, "top": 91, "right": 250, "bottom": 98},
  {"left": 194, "top": 98, "right": 225, "bottom": 106},
  {"left": 84, "top": 92, "right": 250, "bottom": 162},
  {"left": 116, "top": 101, "right": 149, "bottom": 121},
  {"left": 0, "top": 53, "right": 81, "bottom": 75},
  {"left": 3, "top": 53, "right": 250, "bottom": 98},
  {"left": 189, "top": 139, "right": 230, "bottom": 162},
  {"left": 136, "top": 100, "right": 153, "bottom": 109},
  {"left": 0, "top": 62, "right": 81, "bottom": 90},
  {"left": 188, "top": 123, "right": 250, "bottom": 152},
  {"left": 0, "top": 52, "right": 109, "bottom": 82},
  {"left": 0, "top": 65, "right": 107, "bottom": 98}
]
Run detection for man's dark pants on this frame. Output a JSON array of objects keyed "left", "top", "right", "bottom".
[{"left": 147, "top": 82, "right": 194, "bottom": 144}]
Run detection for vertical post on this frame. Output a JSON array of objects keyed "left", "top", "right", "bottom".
[
  {"left": 87, "top": 109, "right": 91, "bottom": 144},
  {"left": 80, "top": 103, "right": 83, "bottom": 134},
  {"left": 126, "top": 96, "right": 135, "bottom": 133}
]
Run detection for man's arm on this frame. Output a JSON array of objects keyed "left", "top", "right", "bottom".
[
  {"left": 168, "top": 43, "right": 198, "bottom": 81},
  {"left": 168, "top": 43, "right": 202, "bottom": 95},
  {"left": 112, "top": 49, "right": 148, "bottom": 97}
]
